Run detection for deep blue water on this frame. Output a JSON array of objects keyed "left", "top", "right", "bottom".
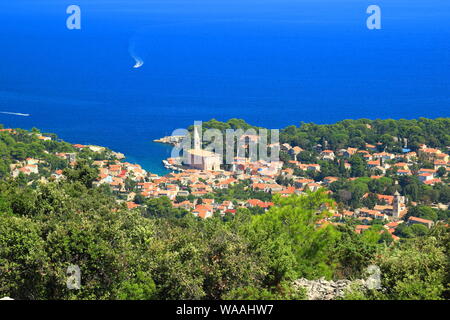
[{"left": 0, "top": 0, "right": 449, "bottom": 175}]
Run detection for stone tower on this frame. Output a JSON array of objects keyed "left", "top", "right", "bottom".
[
  {"left": 393, "top": 190, "right": 404, "bottom": 218},
  {"left": 193, "top": 123, "right": 201, "bottom": 151}
]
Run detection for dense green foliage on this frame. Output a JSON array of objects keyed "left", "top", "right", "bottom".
[
  {"left": 0, "top": 128, "right": 74, "bottom": 178},
  {"left": 280, "top": 118, "right": 450, "bottom": 152},
  {"left": 198, "top": 117, "right": 450, "bottom": 152},
  {"left": 1, "top": 177, "right": 448, "bottom": 300},
  {"left": 344, "top": 227, "right": 449, "bottom": 300}
]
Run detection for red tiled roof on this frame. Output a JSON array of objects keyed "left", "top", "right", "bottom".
[
  {"left": 408, "top": 216, "right": 433, "bottom": 224},
  {"left": 126, "top": 202, "right": 139, "bottom": 209}
]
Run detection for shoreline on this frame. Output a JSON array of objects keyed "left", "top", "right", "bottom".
[{"left": 153, "top": 135, "right": 185, "bottom": 146}]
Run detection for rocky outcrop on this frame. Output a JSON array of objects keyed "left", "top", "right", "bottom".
[
  {"left": 293, "top": 278, "right": 366, "bottom": 300},
  {"left": 153, "top": 135, "right": 186, "bottom": 146},
  {"left": 294, "top": 265, "right": 382, "bottom": 300}
]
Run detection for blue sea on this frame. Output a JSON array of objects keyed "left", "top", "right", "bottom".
[{"left": 0, "top": 0, "right": 449, "bottom": 175}]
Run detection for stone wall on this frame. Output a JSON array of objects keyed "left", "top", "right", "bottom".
[
  {"left": 293, "top": 265, "right": 381, "bottom": 300},
  {"left": 293, "top": 278, "right": 365, "bottom": 300}
]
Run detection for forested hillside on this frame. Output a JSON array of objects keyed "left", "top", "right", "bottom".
[
  {"left": 200, "top": 117, "right": 450, "bottom": 152},
  {"left": 1, "top": 177, "right": 448, "bottom": 300}
]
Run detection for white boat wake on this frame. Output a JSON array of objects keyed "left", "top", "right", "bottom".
[
  {"left": 0, "top": 111, "right": 30, "bottom": 117},
  {"left": 133, "top": 57, "right": 144, "bottom": 69},
  {"left": 129, "top": 38, "right": 144, "bottom": 69}
]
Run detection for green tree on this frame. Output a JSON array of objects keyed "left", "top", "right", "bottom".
[
  {"left": 63, "top": 160, "right": 98, "bottom": 188},
  {"left": 0, "top": 215, "right": 49, "bottom": 299},
  {"left": 372, "top": 237, "right": 448, "bottom": 300},
  {"left": 246, "top": 190, "right": 340, "bottom": 285},
  {"left": 406, "top": 206, "right": 438, "bottom": 222}
]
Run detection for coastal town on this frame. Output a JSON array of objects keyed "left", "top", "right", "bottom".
[
  {"left": 1, "top": 117, "right": 450, "bottom": 301},
  {"left": 2, "top": 124, "right": 449, "bottom": 242}
]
